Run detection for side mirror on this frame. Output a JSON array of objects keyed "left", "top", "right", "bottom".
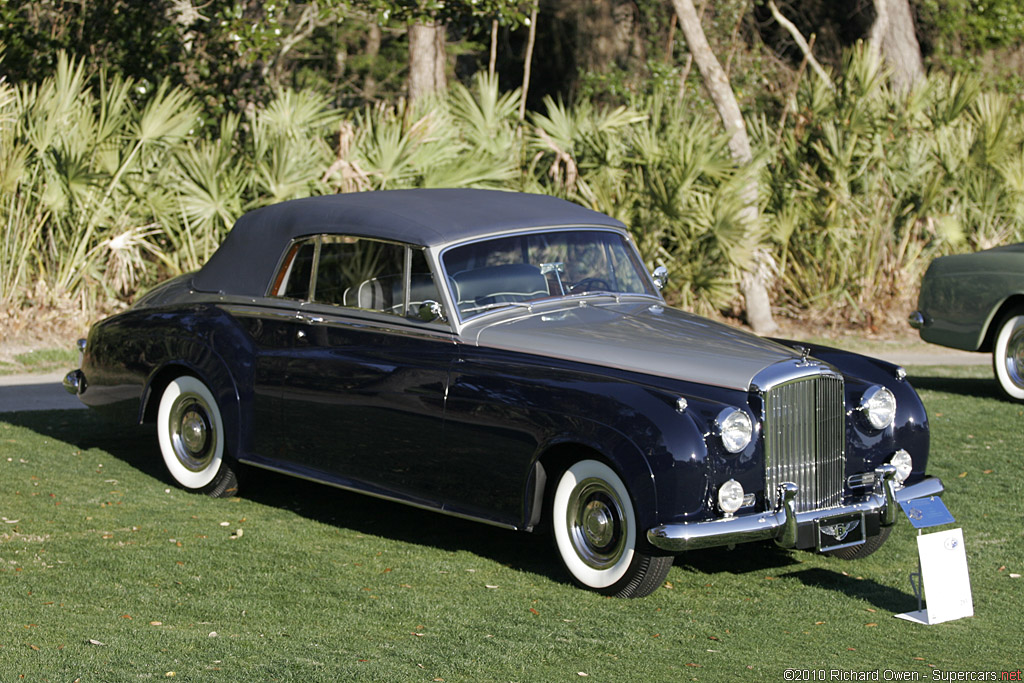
[
  {"left": 651, "top": 266, "right": 669, "bottom": 291},
  {"left": 417, "top": 300, "right": 446, "bottom": 323}
]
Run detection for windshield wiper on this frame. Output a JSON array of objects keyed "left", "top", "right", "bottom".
[{"left": 463, "top": 301, "right": 536, "bottom": 315}]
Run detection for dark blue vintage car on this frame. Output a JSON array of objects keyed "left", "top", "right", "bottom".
[{"left": 66, "top": 189, "right": 943, "bottom": 597}]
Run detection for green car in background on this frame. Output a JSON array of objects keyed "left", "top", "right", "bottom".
[{"left": 910, "top": 243, "right": 1024, "bottom": 400}]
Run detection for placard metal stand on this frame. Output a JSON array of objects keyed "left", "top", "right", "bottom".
[{"left": 894, "top": 496, "right": 973, "bottom": 625}]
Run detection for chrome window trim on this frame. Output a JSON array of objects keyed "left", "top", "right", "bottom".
[{"left": 264, "top": 233, "right": 445, "bottom": 325}]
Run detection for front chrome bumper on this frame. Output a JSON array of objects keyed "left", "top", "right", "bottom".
[{"left": 647, "top": 466, "right": 945, "bottom": 553}]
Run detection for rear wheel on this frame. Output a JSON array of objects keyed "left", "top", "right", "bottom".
[
  {"left": 157, "top": 376, "right": 238, "bottom": 497},
  {"left": 992, "top": 309, "right": 1024, "bottom": 401},
  {"left": 551, "top": 459, "right": 672, "bottom": 598}
]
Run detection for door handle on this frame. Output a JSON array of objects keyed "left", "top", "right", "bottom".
[{"left": 296, "top": 313, "right": 324, "bottom": 324}]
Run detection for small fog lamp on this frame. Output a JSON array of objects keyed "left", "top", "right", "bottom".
[
  {"left": 718, "top": 479, "right": 745, "bottom": 515},
  {"left": 718, "top": 408, "right": 753, "bottom": 454},
  {"left": 860, "top": 386, "right": 896, "bottom": 430},
  {"left": 891, "top": 449, "right": 913, "bottom": 483}
]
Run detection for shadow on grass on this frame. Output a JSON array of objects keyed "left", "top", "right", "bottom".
[
  {"left": 675, "top": 542, "right": 801, "bottom": 574},
  {"left": 1, "top": 408, "right": 563, "bottom": 584},
  {"left": 788, "top": 567, "right": 919, "bottom": 614},
  {"left": 240, "top": 464, "right": 562, "bottom": 583},
  {"left": 907, "top": 372, "right": 1004, "bottom": 402},
  {"left": 677, "top": 546, "right": 917, "bottom": 612},
  {"left": 0, "top": 409, "right": 927, "bottom": 606}
]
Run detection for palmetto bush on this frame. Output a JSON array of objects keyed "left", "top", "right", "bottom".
[
  {"left": 762, "top": 46, "right": 1024, "bottom": 326},
  {"left": 0, "top": 55, "right": 345, "bottom": 311},
  {"left": 2, "top": 49, "right": 1022, "bottom": 327},
  {"left": 0, "top": 55, "right": 200, "bottom": 312},
  {"left": 331, "top": 73, "right": 520, "bottom": 193},
  {"left": 524, "top": 90, "right": 756, "bottom": 315}
]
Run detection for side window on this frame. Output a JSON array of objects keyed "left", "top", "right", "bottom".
[
  {"left": 270, "top": 235, "right": 444, "bottom": 322},
  {"left": 270, "top": 239, "right": 316, "bottom": 299},
  {"left": 314, "top": 236, "right": 406, "bottom": 312}
]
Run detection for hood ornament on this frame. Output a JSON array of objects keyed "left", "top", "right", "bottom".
[{"left": 794, "top": 345, "right": 814, "bottom": 366}]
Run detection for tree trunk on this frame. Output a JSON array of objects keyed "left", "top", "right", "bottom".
[
  {"left": 408, "top": 18, "right": 446, "bottom": 104},
  {"left": 363, "top": 22, "right": 382, "bottom": 101},
  {"left": 869, "top": 0, "right": 924, "bottom": 91},
  {"left": 488, "top": 18, "right": 499, "bottom": 77},
  {"left": 519, "top": 1, "right": 539, "bottom": 121},
  {"left": 670, "top": 0, "right": 778, "bottom": 334}
]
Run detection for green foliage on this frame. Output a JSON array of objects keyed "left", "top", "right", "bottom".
[
  {"left": 760, "top": 45, "right": 1024, "bottom": 326},
  {"left": 919, "top": 0, "right": 1024, "bottom": 53},
  {"left": 917, "top": 0, "right": 1024, "bottom": 105},
  {"left": 3, "top": 45, "right": 1024, "bottom": 326}
]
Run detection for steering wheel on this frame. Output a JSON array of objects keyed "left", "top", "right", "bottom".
[{"left": 569, "top": 277, "right": 612, "bottom": 294}]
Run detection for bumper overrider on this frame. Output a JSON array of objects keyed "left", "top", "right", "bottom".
[{"left": 647, "top": 465, "right": 945, "bottom": 553}]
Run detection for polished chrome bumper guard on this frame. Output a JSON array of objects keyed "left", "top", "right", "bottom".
[
  {"left": 647, "top": 465, "right": 945, "bottom": 553},
  {"left": 63, "top": 369, "right": 86, "bottom": 395}
]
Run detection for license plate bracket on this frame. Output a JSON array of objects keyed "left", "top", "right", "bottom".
[{"left": 816, "top": 512, "right": 866, "bottom": 552}]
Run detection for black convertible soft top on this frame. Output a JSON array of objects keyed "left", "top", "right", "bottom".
[{"left": 191, "top": 189, "right": 626, "bottom": 297}]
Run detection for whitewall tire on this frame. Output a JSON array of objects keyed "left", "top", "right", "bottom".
[
  {"left": 157, "top": 376, "right": 237, "bottom": 496},
  {"left": 551, "top": 459, "right": 672, "bottom": 598},
  {"left": 993, "top": 311, "right": 1024, "bottom": 401}
]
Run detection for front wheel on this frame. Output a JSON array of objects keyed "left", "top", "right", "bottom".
[
  {"left": 992, "top": 310, "right": 1024, "bottom": 401},
  {"left": 551, "top": 459, "right": 672, "bottom": 598},
  {"left": 157, "top": 376, "right": 238, "bottom": 497}
]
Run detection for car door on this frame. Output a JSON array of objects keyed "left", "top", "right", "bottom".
[{"left": 269, "top": 235, "right": 458, "bottom": 500}]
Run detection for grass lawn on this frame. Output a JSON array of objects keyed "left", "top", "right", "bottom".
[{"left": 1, "top": 365, "right": 1022, "bottom": 681}]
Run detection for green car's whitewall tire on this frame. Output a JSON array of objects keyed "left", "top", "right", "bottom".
[
  {"left": 993, "top": 311, "right": 1024, "bottom": 401},
  {"left": 551, "top": 459, "right": 672, "bottom": 598},
  {"left": 157, "top": 376, "right": 237, "bottom": 497}
]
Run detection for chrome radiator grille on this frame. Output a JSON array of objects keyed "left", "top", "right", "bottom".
[{"left": 763, "top": 374, "right": 845, "bottom": 513}]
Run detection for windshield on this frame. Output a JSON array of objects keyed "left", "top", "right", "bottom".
[{"left": 442, "top": 229, "right": 657, "bottom": 320}]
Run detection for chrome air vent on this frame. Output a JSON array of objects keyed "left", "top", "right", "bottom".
[{"left": 758, "top": 366, "right": 845, "bottom": 514}]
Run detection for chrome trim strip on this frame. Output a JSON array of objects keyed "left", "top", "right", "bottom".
[
  {"left": 646, "top": 469, "right": 943, "bottom": 553},
  {"left": 750, "top": 358, "right": 842, "bottom": 394},
  {"left": 239, "top": 458, "right": 520, "bottom": 531},
  {"left": 220, "top": 301, "right": 458, "bottom": 342}
]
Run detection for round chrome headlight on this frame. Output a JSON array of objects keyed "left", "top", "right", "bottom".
[
  {"left": 891, "top": 449, "right": 913, "bottom": 483},
  {"left": 718, "top": 479, "right": 745, "bottom": 515},
  {"left": 860, "top": 386, "right": 896, "bottom": 430},
  {"left": 718, "top": 408, "right": 753, "bottom": 453}
]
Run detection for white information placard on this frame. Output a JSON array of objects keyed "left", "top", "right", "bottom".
[{"left": 896, "top": 527, "right": 973, "bottom": 625}]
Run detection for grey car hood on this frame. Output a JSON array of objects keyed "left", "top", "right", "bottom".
[{"left": 464, "top": 299, "right": 800, "bottom": 391}]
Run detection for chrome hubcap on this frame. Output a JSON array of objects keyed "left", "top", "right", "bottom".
[
  {"left": 567, "top": 478, "right": 626, "bottom": 570},
  {"left": 180, "top": 410, "right": 208, "bottom": 453},
  {"left": 169, "top": 394, "right": 216, "bottom": 472},
  {"left": 1006, "top": 323, "right": 1024, "bottom": 389},
  {"left": 582, "top": 500, "right": 614, "bottom": 548}
]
